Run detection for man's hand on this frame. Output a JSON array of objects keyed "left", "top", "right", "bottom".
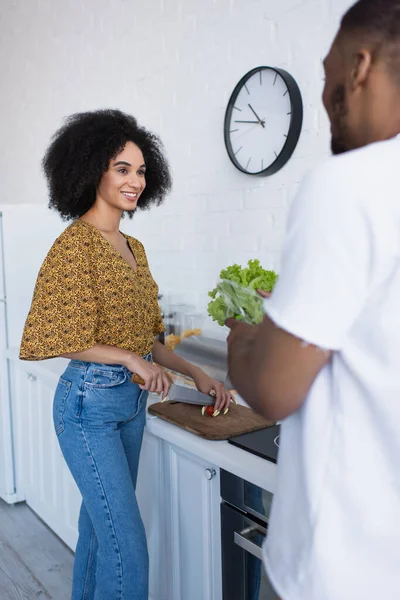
[
  {"left": 226, "top": 306, "right": 332, "bottom": 421},
  {"left": 226, "top": 287, "right": 271, "bottom": 362},
  {"left": 226, "top": 319, "right": 259, "bottom": 395},
  {"left": 226, "top": 318, "right": 256, "bottom": 351},
  {"left": 257, "top": 289, "right": 272, "bottom": 299}
]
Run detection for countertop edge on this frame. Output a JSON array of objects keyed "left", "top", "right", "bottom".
[
  {"left": 6, "top": 349, "right": 277, "bottom": 493},
  {"left": 146, "top": 415, "right": 276, "bottom": 493}
]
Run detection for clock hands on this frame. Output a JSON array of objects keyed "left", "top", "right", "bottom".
[
  {"left": 248, "top": 103, "right": 265, "bottom": 128},
  {"left": 234, "top": 120, "right": 263, "bottom": 124},
  {"left": 234, "top": 104, "right": 266, "bottom": 127}
]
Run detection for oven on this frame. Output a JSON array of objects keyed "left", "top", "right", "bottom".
[{"left": 221, "top": 469, "right": 278, "bottom": 600}]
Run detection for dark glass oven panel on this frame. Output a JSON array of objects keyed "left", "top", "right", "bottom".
[
  {"left": 221, "top": 470, "right": 273, "bottom": 525},
  {"left": 221, "top": 502, "right": 278, "bottom": 600}
]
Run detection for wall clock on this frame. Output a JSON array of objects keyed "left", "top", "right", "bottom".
[{"left": 224, "top": 66, "right": 303, "bottom": 176}]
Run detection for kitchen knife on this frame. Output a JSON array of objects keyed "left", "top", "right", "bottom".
[
  {"left": 131, "top": 374, "right": 216, "bottom": 406},
  {"left": 164, "top": 383, "right": 216, "bottom": 406}
]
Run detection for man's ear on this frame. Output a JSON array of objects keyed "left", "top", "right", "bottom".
[{"left": 350, "top": 49, "right": 373, "bottom": 91}]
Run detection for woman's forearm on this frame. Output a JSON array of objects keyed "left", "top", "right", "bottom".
[
  {"left": 63, "top": 341, "right": 204, "bottom": 382},
  {"left": 62, "top": 344, "right": 135, "bottom": 369},
  {"left": 151, "top": 340, "right": 202, "bottom": 379}
]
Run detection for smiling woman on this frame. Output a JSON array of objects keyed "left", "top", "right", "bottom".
[
  {"left": 42, "top": 109, "right": 171, "bottom": 220},
  {"left": 19, "top": 109, "right": 233, "bottom": 600},
  {"left": 96, "top": 143, "right": 147, "bottom": 216}
]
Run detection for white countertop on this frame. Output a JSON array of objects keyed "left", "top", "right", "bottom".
[
  {"left": 7, "top": 348, "right": 277, "bottom": 493},
  {"left": 146, "top": 413, "right": 276, "bottom": 492}
]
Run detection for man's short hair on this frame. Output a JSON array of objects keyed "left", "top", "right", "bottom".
[{"left": 340, "top": 0, "right": 400, "bottom": 83}]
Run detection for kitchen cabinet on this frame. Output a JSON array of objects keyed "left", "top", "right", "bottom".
[
  {"left": 8, "top": 359, "right": 170, "bottom": 576},
  {"left": 164, "top": 444, "right": 222, "bottom": 600},
  {"left": 8, "top": 358, "right": 222, "bottom": 600},
  {"left": 136, "top": 428, "right": 168, "bottom": 600},
  {"left": 6, "top": 356, "right": 279, "bottom": 600},
  {"left": 9, "top": 360, "right": 81, "bottom": 550}
]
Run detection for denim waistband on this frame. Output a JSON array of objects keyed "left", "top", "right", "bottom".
[{"left": 68, "top": 352, "right": 152, "bottom": 374}]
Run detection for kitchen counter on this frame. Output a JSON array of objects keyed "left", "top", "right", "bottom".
[
  {"left": 5, "top": 347, "right": 277, "bottom": 599},
  {"left": 6, "top": 347, "right": 276, "bottom": 493},
  {"left": 146, "top": 413, "right": 276, "bottom": 492}
]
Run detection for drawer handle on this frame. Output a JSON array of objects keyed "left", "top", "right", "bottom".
[
  {"left": 234, "top": 525, "right": 266, "bottom": 561},
  {"left": 26, "top": 373, "right": 37, "bottom": 382},
  {"left": 204, "top": 468, "right": 216, "bottom": 480}
]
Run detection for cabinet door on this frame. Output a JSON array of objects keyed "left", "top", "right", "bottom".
[
  {"left": 10, "top": 362, "right": 80, "bottom": 550},
  {"left": 165, "top": 444, "right": 222, "bottom": 600},
  {"left": 136, "top": 429, "right": 168, "bottom": 600}
]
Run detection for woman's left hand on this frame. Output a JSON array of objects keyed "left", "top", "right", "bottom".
[{"left": 191, "top": 371, "right": 235, "bottom": 416}]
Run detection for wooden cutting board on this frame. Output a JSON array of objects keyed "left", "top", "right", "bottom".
[{"left": 148, "top": 401, "right": 275, "bottom": 440}]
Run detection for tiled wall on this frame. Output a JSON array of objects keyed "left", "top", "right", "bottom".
[{"left": 0, "top": 0, "right": 354, "bottom": 336}]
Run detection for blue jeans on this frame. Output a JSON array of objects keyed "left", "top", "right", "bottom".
[{"left": 53, "top": 356, "right": 151, "bottom": 600}]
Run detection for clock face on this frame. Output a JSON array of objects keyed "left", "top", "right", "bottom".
[{"left": 224, "top": 67, "right": 303, "bottom": 176}]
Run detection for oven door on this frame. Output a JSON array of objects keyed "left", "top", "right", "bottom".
[
  {"left": 221, "top": 501, "right": 278, "bottom": 600},
  {"left": 221, "top": 469, "right": 273, "bottom": 525}
]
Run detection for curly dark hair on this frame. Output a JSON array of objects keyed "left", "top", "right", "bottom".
[{"left": 42, "top": 109, "right": 172, "bottom": 220}]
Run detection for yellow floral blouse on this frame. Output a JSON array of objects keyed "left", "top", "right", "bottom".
[{"left": 20, "top": 219, "right": 165, "bottom": 361}]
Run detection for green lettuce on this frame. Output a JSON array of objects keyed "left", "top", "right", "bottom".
[{"left": 207, "top": 260, "right": 278, "bottom": 326}]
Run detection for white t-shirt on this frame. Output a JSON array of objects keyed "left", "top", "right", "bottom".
[{"left": 263, "top": 136, "right": 400, "bottom": 600}]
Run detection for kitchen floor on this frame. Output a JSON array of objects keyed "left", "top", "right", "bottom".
[{"left": 0, "top": 499, "right": 73, "bottom": 599}]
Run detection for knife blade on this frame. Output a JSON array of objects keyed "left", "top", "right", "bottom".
[{"left": 164, "top": 383, "right": 216, "bottom": 406}]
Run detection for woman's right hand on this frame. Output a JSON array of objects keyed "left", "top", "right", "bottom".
[{"left": 127, "top": 355, "right": 172, "bottom": 399}]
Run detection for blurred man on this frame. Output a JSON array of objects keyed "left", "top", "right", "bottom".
[{"left": 227, "top": 1, "right": 400, "bottom": 599}]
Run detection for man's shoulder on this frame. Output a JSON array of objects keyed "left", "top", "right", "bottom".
[
  {"left": 307, "top": 137, "right": 400, "bottom": 192},
  {"left": 290, "top": 137, "right": 400, "bottom": 228}
]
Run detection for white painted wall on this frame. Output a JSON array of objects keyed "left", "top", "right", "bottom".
[{"left": 0, "top": 0, "right": 355, "bottom": 341}]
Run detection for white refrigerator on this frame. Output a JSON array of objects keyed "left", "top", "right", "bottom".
[{"left": 0, "top": 211, "right": 17, "bottom": 502}]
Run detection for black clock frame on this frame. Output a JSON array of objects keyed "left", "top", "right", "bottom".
[{"left": 224, "top": 66, "right": 303, "bottom": 176}]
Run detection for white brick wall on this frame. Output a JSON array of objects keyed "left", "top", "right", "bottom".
[{"left": 0, "top": 0, "right": 355, "bottom": 336}]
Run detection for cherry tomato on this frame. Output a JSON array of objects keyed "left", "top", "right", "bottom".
[{"left": 201, "top": 405, "right": 217, "bottom": 417}]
